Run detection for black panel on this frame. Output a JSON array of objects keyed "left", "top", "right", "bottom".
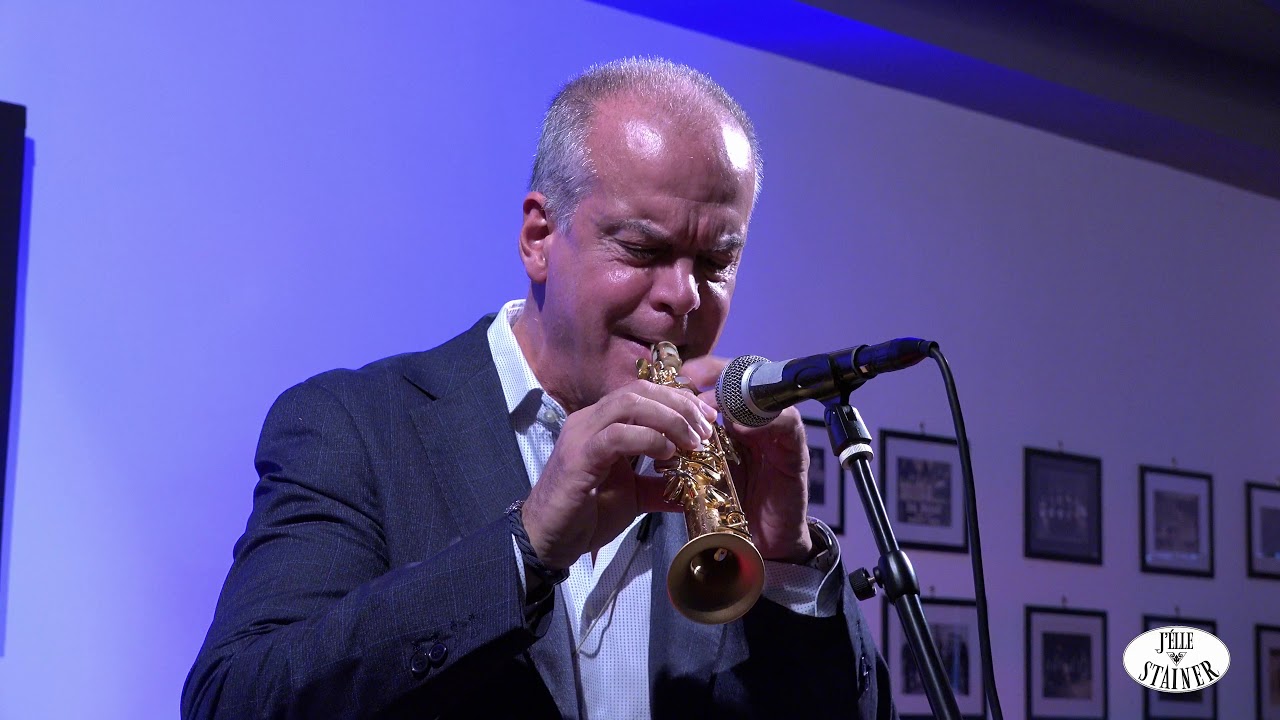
[{"left": 0, "top": 100, "right": 25, "bottom": 543}]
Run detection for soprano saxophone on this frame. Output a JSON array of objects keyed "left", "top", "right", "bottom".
[{"left": 638, "top": 341, "right": 765, "bottom": 624}]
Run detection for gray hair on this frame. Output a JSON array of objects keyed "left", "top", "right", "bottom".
[{"left": 528, "top": 57, "right": 763, "bottom": 230}]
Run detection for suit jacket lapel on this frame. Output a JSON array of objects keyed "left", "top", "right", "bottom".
[
  {"left": 408, "top": 368, "right": 527, "bottom": 526},
  {"left": 404, "top": 318, "right": 582, "bottom": 720}
]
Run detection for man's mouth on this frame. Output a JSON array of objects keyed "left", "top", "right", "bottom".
[{"left": 621, "top": 334, "right": 686, "bottom": 358}]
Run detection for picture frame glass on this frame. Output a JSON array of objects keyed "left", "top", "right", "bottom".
[
  {"left": 880, "top": 430, "right": 965, "bottom": 551},
  {"left": 1027, "top": 607, "right": 1107, "bottom": 720},
  {"left": 884, "top": 598, "right": 985, "bottom": 719},
  {"left": 1024, "top": 449, "right": 1102, "bottom": 563},
  {"left": 1143, "top": 467, "right": 1212, "bottom": 575},
  {"left": 1260, "top": 626, "right": 1280, "bottom": 720},
  {"left": 1248, "top": 483, "right": 1280, "bottom": 579}
]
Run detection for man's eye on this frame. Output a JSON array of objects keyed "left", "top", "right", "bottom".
[
  {"left": 700, "top": 255, "right": 734, "bottom": 273},
  {"left": 625, "top": 245, "right": 662, "bottom": 260}
]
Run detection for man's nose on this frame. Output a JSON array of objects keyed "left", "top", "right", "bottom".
[{"left": 651, "top": 259, "right": 700, "bottom": 316}]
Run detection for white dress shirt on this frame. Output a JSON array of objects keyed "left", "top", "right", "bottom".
[{"left": 487, "top": 299, "right": 844, "bottom": 719}]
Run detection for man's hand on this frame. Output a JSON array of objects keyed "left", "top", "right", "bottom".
[
  {"left": 520, "top": 380, "right": 718, "bottom": 570},
  {"left": 682, "top": 355, "right": 814, "bottom": 565}
]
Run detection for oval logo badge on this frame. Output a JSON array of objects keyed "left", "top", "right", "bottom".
[{"left": 1123, "top": 626, "right": 1230, "bottom": 693}]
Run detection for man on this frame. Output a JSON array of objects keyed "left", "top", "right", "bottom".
[{"left": 184, "top": 57, "right": 896, "bottom": 719}]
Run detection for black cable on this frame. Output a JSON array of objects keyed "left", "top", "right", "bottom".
[{"left": 930, "top": 346, "right": 1005, "bottom": 720}]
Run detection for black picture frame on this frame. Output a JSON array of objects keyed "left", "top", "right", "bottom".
[
  {"left": 1026, "top": 605, "right": 1108, "bottom": 720},
  {"left": 802, "top": 418, "right": 844, "bottom": 535},
  {"left": 1258, "top": 624, "right": 1280, "bottom": 720},
  {"left": 879, "top": 429, "right": 966, "bottom": 552},
  {"left": 1024, "top": 447, "right": 1103, "bottom": 564},
  {"left": 1141, "top": 465, "right": 1214, "bottom": 577},
  {"left": 1246, "top": 482, "right": 1280, "bottom": 580},
  {"left": 1142, "top": 614, "right": 1218, "bottom": 720},
  {"left": 882, "top": 596, "right": 987, "bottom": 719}
]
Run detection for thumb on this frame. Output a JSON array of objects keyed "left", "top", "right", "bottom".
[{"left": 697, "top": 387, "right": 719, "bottom": 413}]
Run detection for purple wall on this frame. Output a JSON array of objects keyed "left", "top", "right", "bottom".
[{"left": 1, "top": 2, "right": 1277, "bottom": 717}]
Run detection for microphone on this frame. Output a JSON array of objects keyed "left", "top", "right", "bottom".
[{"left": 715, "top": 338, "right": 936, "bottom": 427}]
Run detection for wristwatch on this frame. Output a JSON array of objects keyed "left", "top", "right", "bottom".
[{"left": 803, "top": 517, "right": 837, "bottom": 569}]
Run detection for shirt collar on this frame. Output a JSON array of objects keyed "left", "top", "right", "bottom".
[{"left": 487, "top": 299, "right": 567, "bottom": 427}]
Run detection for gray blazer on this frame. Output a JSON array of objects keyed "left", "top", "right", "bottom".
[{"left": 182, "top": 316, "right": 896, "bottom": 719}]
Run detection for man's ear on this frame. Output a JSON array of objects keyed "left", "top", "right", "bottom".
[{"left": 519, "top": 192, "right": 554, "bottom": 284}]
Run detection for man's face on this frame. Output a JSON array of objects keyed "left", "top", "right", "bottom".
[{"left": 529, "top": 97, "right": 757, "bottom": 411}]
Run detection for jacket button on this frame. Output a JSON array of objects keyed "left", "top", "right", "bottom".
[
  {"left": 428, "top": 642, "right": 449, "bottom": 665},
  {"left": 410, "top": 645, "right": 432, "bottom": 675}
]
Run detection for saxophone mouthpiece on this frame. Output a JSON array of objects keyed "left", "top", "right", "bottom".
[{"left": 653, "top": 341, "right": 683, "bottom": 372}]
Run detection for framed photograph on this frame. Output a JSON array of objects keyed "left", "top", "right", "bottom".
[
  {"left": 882, "top": 597, "right": 986, "bottom": 719},
  {"left": 802, "top": 418, "right": 844, "bottom": 535},
  {"left": 1026, "top": 606, "right": 1108, "bottom": 720},
  {"left": 1258, "top": 625, "right": 1280, "bottom": 720},
  {"left": 1141, "top": 466, "right": 1214, "bottom": 577},
  {"left": 1024, "top": 448, "right": 1103, "bottom": 564},
  {"left": 1142, "top": 614, "right": 1217, "bottom": 720},
  {"left": 1247, "top": 482, "right": 1280, "bottom": 580},
  {"left": 879, "top": 430, "right": 966, "bottom": 552}
]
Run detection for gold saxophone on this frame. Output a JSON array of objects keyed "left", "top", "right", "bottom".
[{"left": 637, "top": 341, "right": 765, "bottom": 624}]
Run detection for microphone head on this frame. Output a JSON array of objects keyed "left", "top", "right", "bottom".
[{"left": 715, "top": 354, "right": 775, "bottom": 427}]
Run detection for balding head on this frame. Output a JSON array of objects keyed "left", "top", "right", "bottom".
[
  {"left": 529, "top": 57, "right": 763, "bottom": 231},
  {"left": 514, "top": 58, "right": 759, "bottom": 412}
]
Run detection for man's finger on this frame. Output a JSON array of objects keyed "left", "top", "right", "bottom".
[
  {"left": 601, "top": 382, "right": 718, "bottom": 438},
  {"left": 586, "top": 425, "right": 679, "bottom": 469}
]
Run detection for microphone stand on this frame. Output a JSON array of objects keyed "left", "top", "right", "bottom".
[{"left": 823, "top": 395, "right": 962, "bottom": 720}]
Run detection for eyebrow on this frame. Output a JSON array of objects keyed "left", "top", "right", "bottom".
[
  {"left": 603, "top": 219, "right": 745, "bottom": 253},
  {"left": 714, "top": 233, "right": 747, "bottom": 253}
]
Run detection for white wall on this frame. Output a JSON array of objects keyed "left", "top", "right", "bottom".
[{"left": 1, "top": 2, "right": 1277, "bottom": 717}]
